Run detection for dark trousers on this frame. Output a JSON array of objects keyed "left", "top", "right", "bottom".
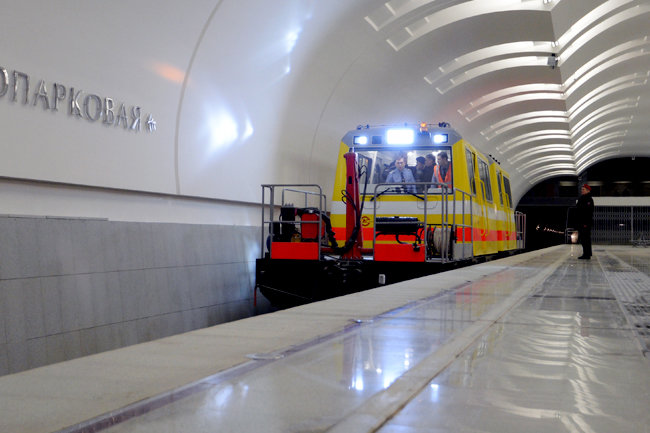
[{"left": 579, "top": 226, "right": 592, "bottom": 257}]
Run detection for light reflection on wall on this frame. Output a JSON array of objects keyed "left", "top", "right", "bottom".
[
  {"left": 204, "top": 106, "right": 255, "bottom": 157},
  {"left": 209, "top": 110, "right": 239, "bottom": 150},
  {"left": 151, "top": 62, "right": 186, "bottom": 84},
  {"left": 279, "top": 28, "right": 302, "bottom": 79},
  {"left": 285, "top": 29, "right": 300, "bottom": 53}
]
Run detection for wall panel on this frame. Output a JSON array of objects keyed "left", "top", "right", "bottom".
[{"left": 0, "top": 215, "right": 269, "bottom": 376}]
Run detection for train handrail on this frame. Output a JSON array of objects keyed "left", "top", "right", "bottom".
[
  {"left": 260, "top": 184, "right": 326, "bottom": 259},
  {"left": 280, "top": 187, "right": 328, "bottom": 214},
  {"left": 452, "top": 187, "right": 474, "bottom": 262},
  {"left": 369, "top": 182, "right": 473, "bottom": 263},
  {"left": 371, "top": 182, "right": 426, "bottom": 262},
  {"left": 515, "top": 210, "right": 526, "bottom": 250},
  {"left": 477, "top": 179, "right": 490, "bottom": 235}
]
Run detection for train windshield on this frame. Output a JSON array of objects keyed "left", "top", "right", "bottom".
[{"left": 355, "top": 147, "right": 452, "bottom": 195}]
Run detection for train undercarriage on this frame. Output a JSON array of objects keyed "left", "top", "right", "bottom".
[{"left": 255, "top": 256, "right": 456, "bottom": 308}]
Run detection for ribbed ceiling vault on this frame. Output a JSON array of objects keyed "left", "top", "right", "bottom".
[{"left": 353, "top": 0, "right": 650, "bottom": 202}]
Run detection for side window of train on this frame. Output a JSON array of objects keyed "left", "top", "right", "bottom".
[
  {"left": 503, "top": 176, "right": 513, "bottom": 208},
  {"left": 497, "top": 171, "right": 504, "bottom": 206},
  {"left": 478, "top": 159, "right": 492, "bottom": 202},
  {"left": 464, "top": 149, "right": 476, "bottom": 195},
  {"left": 358, "top": 154, "right": 372, "bottom": 185}
]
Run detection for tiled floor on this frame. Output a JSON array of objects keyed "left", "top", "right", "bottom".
[
  {"left": 1, "top": 245, "right": 648, "bottom": 433},
  {"left": 380, "top": 246, "right": 650, "bottom": 433}
]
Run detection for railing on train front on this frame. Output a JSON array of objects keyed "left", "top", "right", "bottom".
[
  {"left": 515, "top": 211, "right": 526, "bottom": 250},
  {"left": 449, "top": 188, "right": 474, "bottom": 263},
  {"left": 260, "top": 184, "right": 327, "bottom": 259},
  {"left": 369, "top": 182, "right": 474, "bottom": 264}
]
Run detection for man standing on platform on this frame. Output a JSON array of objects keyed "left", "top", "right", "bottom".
[{"left": 576, "top": 184, "right": 594, "bottom": 259}]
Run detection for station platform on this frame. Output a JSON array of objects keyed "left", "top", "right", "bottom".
[{"left": 1, "top": 245, "right": 649, "bottom": 433}]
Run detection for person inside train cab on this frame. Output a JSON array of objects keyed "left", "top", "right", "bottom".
[
  {"left": 434, "top": 151, "right": 452, "bottom": 187},
  {"left": 386, "top": 153, "right": 416, "bottom": 193},
  {"left": 411, "top": 156, "right": 428, "bottom": 193},
  {"left": 421, "top": 153, "right": 436, "bottom": 191},
  {"left": 423, "top": 154, "right": 435, "bottom": 183}
]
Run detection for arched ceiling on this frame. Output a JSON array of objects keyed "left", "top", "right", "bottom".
[
  {"left": 5, "top": 0, "right": 647, "bottom": 212},
  {"left": 292, "top": 0, "right": 650, "bottom": 205}
]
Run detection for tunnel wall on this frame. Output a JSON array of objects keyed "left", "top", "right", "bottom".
[{"left": 0, "top": 216, "right": 265, "bottom": 376}]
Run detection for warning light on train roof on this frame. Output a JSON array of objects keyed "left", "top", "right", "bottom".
[
  {"left": 433, "top": 133, "right": 448, "bottom": 144},
  {"left": 386, "top": 128, "right": 414, "bottom": 145},
  {"left": 419, "top": 122, "right": 428, "bottom": 132},
  {"left": 353, "top": 135, "right": 368, "bottom": 145}
]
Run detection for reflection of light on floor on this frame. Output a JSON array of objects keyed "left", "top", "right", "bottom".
[
  {"left": 430, "top": 383, "right": 439, "bottom": 402},
  {"left": 212, "top": 385, "right": 233, "bottom": 408},
  {"left": 382, "top": 369, "right": 400, "bottom": 390}
]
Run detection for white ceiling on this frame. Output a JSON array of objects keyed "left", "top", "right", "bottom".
[
  {"left": 2, "top": 0, "right": 648, "bottom": 213},
  {"left": 298, "top": 0, "right": 650, "bottom": 204}
]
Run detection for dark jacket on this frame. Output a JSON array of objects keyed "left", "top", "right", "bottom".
[
  {"left": 576, "top": 192, "right": 594, "bottom": 228},
  {"left": 422, "top": 165, "right": 434, "bottom": 183}
]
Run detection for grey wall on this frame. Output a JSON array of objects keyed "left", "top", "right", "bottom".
[{"left": 0, "top": 216, "right": 267, "bottom": 376}]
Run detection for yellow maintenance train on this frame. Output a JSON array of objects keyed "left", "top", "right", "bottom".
[{"left": 256, "top": 122, "right": 525, "bottom": 307}]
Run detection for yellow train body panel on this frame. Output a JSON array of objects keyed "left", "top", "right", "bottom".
[{"left": 329, "top": 123, "right": 519, "bottom": 262}]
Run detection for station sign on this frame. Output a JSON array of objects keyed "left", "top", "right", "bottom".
[{"left": 0, "top": 66, "right": 157, "bottom": 133}]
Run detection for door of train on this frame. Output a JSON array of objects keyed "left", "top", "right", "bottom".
[{"left": 464, "top": 148, "right": 491, "bottom": 256}]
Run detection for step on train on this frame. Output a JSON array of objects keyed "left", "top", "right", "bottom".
[{"left": 256, "top": 122, "right": 526, "bottom": 307}]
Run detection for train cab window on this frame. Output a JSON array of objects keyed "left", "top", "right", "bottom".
[
  {"left": 497, "top": 171, "right": 504, "bottom": 206},
  {"left": 357, "top": 154, "right": 373, "bottom": 185},
  {"left": 354, "top": 148, "right": 451, "bottom": 195},
  {"left": 503, "top": 176, "right": 513, "bottom": 208},
  {"left": 478, "top": 159, "right": 492, "bottom": 202},
  {"left": 465, "top": 149, "right": 476, "bottom": 195}
]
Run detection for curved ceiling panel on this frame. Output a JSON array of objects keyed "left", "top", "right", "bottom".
[
  {"left": 311, "top": 0, "right": 650, "bottom": 204},
  {"left": 4, "top": 0, "right": 649, "bottom": 211}
]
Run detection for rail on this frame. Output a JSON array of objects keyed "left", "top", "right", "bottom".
[
  {"left": 369, "top": 182, "right": 474, "bottom": 264},
  {"left": 515, "top": 210, "right": 526, "bottom": 250},
  {"left": 260, "top": 184, "right": 327, "bottom": 259}
]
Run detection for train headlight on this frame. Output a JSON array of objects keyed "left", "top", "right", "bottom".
[
  {"left": 433, "top": 133, "right": 448, "bottom": 144},
  {"left": 386, "top": 128, "right": 414, "bottom": 145},
  {"left": 353, "top": 135, "right": 368, "bottom": 145}
]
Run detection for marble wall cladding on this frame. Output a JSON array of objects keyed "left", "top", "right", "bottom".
[{"left": 0, "top": 216, "right": 266, "bottom": 376}]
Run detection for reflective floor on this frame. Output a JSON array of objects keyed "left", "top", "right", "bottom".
[
  {"left": 380, "top": 246, "right": 650, "bottom": 433},
  {"left": 76, "top": 246, "right": 649, "bottom": 433}
]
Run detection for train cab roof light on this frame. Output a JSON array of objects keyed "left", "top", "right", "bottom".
[
  {"left": 353, "top": 135, "right": 368, "bottom": 145},
  {"left": 419, "top": 122, "right": 428, "bottom": 132},
  {"left": 433, "top": 133, "right": 448, "bottom": 144},
  {"left": 386, "top": 128, "right": 414, "bottom": 145}
]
